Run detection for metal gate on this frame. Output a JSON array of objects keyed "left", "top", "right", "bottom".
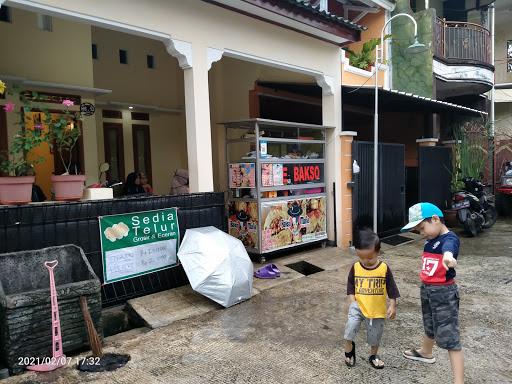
[
  {"left": 418, "top": 146, "right": 452, "bottom": 210},
  {"left": 352, "top": 141, "right": 406, "bottom": 237}
]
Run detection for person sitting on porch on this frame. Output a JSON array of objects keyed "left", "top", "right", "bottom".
[
  {"left": 138, "top": 172, "right": 153, "bottom": 194},
  {"left": 123, "top": 172, "right": 145, "bottom": 195}
]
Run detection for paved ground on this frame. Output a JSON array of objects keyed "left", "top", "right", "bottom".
[{"left": 4, "top": 219, "right": 512, "bottom": 384}]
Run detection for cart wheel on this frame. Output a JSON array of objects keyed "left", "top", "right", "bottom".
[{"left": 259, "top": 256, "right": 266, "bottom": 264}]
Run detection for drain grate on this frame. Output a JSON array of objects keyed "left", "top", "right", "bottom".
[
  {"left": 381, "top": 235, "right": 413, "bottom": 246},
  {"left": 285, "top": 261, "right": 324, "bottom": 276}
]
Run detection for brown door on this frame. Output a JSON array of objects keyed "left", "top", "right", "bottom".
[
  {"left": 103, "top": 122, "right": 125, "bottom": 182},
  {"left": 132, "top": 124, "right": 152, "bottom": 184}
]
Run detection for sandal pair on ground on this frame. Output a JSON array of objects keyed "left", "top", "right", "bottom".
[
  {"left": 344, "top": 341, "right": 384, "bottom": 369},
  {"left": 344, "top": 343, "right": 435, "bottom": 369},
  {"left": 254, "top": 263, "right": 280, "bottom": 279}
]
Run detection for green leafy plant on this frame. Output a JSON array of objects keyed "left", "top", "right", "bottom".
[
  {"left": 0, "top": 80, "right": 83, "bottom": 177},
  {"left": 343, "top": 35, "right": 392, "bottom": 70},
  {"left": 450, "top": 120, "right": 490, "bottom": 191},
  {"left": 0, "top": 84, "right": 48, "bottom": 176},
  {"left": 46, "top": 99, "right": 82, "bottom": 175}
]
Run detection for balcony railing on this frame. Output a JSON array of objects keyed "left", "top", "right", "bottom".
[{"left": 434, "top": 17, "right": 492, "bottom": 66}]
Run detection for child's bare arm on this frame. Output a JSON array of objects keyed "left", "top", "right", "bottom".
[
  {"left": 387, "top": 298, "right": 397, "bottom": 319},
  {"left": 442, "top": 251, "right": 457, "bottom": 269},
  {"left": 345, "top": 295, "right": 356, "bottom": 315}
]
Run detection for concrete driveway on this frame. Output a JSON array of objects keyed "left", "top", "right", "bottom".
[{"left": 5, "top": 219, "right": 512, "bottom": 384}]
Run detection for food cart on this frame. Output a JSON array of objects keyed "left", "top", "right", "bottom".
[{"left": 224, "top": 119, "right": 332, "bottom": 262}]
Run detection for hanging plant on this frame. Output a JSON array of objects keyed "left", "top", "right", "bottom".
[{"left": 343, "top": 35, "right": 392, "bottom": 70}]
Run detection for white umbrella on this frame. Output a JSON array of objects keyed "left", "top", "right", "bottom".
[{"left": 177, "top": 226, "right": 253, "bottom": 308}]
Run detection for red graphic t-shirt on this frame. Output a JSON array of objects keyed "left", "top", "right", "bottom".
[{"left": 420, "top": 232, "right": 460, "bottom": 285}]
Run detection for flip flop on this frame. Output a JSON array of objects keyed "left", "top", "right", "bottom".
[
  {"left": 369, "top": 354, "right": 384, "bottom": 369},
  {"left": 254, "top": 264, "right": 280, "bottom": 279},
  {"left": 267, "top": 263, "right": 281, "bottom": 277},
  {"left": 402, "top": 349, "right": 436, "bottom": 364}
]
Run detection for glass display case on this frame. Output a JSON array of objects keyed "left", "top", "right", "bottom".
[{"left": 224, "top": 119, "right": 330, "bottom": 261}]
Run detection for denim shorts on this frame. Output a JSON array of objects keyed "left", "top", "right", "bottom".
[
  {"left": 421, "top": 283, "right": 461, "bottom": 351},
  {"left": 344, "top": 302, "right": 385, "bottom": 347}
]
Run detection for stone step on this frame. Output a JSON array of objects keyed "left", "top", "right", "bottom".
[{"left": 126, "top": 285, "right": 222, "bottom": 329}]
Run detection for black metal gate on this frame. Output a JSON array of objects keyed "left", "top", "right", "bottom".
[
  {"left": 418, "top": 146, "right": 452, "bottom": 210},
  {"left": 352, "top": 141, "right": 406, "bottom": 237}
]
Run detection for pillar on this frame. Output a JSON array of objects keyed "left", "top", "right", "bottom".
[
  {"left": 81, "top": 97, "right": 99, "bottom": 186},
  {"left": 341, "top": 131, "right": 357, "bottom": 248},
  {"left": 321, "top": 73, "right": 342, "bottom": 246},
  {"left": 182, "top": 44, "right": 214, "bottom": 192}
]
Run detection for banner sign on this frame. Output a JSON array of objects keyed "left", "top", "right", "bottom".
[
  {"left": 99, "top": 208, "right": 179, "bottom": 284},
  {"left": 229, "top": 163, "right": 256, "bottom": 188},
  {"left": 228, "top": 201, "right": 259, "bottom": 249},
  {"left": 261, "top": 196, "right": 327, "bottom": 252}
]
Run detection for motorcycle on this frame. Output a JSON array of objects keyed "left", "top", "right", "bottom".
[
  {"left": 451, "top": 177, "right": 497, "bottom": 237},
  {"left": 496, "top": 160, "right": 512, "bottom": 216}
]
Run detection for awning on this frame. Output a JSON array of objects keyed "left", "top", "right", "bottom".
[{"left": 342, "top": 86, "right": 487, "bottom": 117}]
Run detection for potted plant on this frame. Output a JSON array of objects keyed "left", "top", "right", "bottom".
[
  {"left": 47, "top": 99, "right": 86, "bottom": 201},
  {"left": 343, "top": 35, "right": 391, "bottom": 71},
  {"left": 0, "top": 80, "right": 47, "bottom": 205}
]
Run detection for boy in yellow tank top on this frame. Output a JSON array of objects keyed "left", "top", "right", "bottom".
[{"left": 343, "top": 229, "right": 400, "bottom": 369}]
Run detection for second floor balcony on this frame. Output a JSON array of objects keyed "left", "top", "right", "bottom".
[
  {"left": 434, "top": 17, "right": 492, "bottom": 67},
  {"left": 433, "top": 17, "right": 494, "bottom": 99}
]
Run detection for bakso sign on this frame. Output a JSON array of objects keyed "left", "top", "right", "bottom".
[{"left": 283, "top": 164, "right": 323, "bottom": 185}]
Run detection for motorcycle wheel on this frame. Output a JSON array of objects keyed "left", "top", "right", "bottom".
[
  {"left": 463, "top": 217, "right": 478, "bottom": 237},
  {"left": 482, "top": 206, "right": 497, "bottom": 229}
]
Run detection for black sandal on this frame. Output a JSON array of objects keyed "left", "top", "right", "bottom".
[
  {"left": 344, "top": 341, "right": 356, "bottom": 367},
  {"left": 369, "top": 354, "right": 384, "bottom": 369}
]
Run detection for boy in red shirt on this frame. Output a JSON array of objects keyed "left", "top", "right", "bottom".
[{"left": 401, "top": 202, "right": 463, "bottom": 384}]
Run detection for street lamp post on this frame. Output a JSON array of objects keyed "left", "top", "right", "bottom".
[{"left": 373, "top": 13, "right": 426, "bottom": 233}]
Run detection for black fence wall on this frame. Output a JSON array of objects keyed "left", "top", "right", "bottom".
[{"left": 0, "top": 193, "right": 226, "bottom": 307}]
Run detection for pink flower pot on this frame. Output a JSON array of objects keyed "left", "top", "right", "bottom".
[
  {"left": 0, "top": 176, "right": 35, "bottom": 205},
  {"left": 51, "top": 175, "right": 86, "bottom": 201}
]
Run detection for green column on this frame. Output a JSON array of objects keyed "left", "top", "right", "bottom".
[{"left": 391, "top": 0, "right": 435, "bottom": 98}]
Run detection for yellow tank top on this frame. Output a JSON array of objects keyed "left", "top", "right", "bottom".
[{"left": 354, "top": 261, "right": 388, "bottom": 319}]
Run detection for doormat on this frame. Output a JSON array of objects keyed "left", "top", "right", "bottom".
[
  {"left": 381, "top": 235, "right": 414, "bottom": 246},
  {"left": 285, "top": 261, "right": 324, "bottom": 276}
]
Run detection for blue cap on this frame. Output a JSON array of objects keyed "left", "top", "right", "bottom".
[{"left": 401, "top": 202, "right": 443, "bottom": 232}]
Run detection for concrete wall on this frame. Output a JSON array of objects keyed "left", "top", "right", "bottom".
[
  {"left": 495, "top": 19, "right": 512, "bottom": 85},
  {"left": 392, "top": 0, "right": 435, "bottom": 98},
  {"left": 91, "top": 27, "right": 184, "bottom": 108},
  {"left": 0, "top": 7, "right": 97, "bottom": 183},
  {"left": 91, "top": 27, "right": 187, "bottom": 194},
  {"left": 341, "top": 11, "right": 387, "bottom": 88},
  {"left": 496, "top": 103, "right": 512, "bottom": 139},
  {"left": 209, "top": 57, "right": 317, "bottom": 191},
  {"left": 28, "top": 0, "right": 342, "bottom": 76},
  {"left": 0, "top": 8, "right": 93, "bottom": 86},
  {"left": 3, "top": 0, "right": 344, "bottom": 244}
]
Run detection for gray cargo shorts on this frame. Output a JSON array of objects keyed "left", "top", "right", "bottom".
[
  {"left": 421, "top": 283, "right": 461, "bottom": 351},
  {"left": 344, "top": 301, "right": 385, "bottom": 347}
]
